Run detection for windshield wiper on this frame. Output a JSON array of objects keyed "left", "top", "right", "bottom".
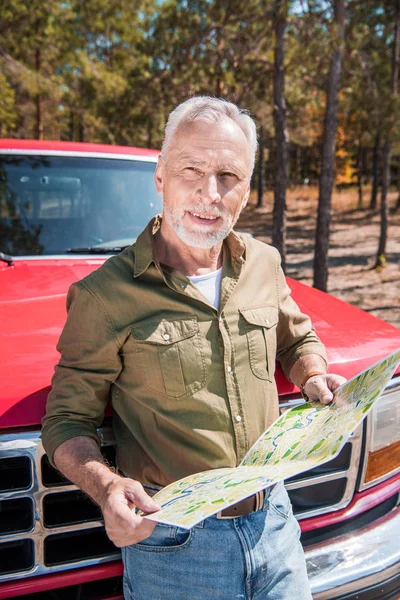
[
  {"left": 66, "top": 246, "right": 130, "bottom": 254},
  {"left": 0, "top": 252, "right": 13, "bottom": 266}
]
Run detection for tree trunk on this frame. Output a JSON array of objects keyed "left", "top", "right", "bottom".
[
  {"left": 395, "top": 176, "right": 400, "bottom": 212},
  {"left": 356, "top": 142, "right": 363, "bottom": 208},
  {"left": 313, "top": 0, "right": 345, "bottom": 292},
  {"left": 147, "top": 118, "right": 153, "bottom": 149},
  {"left": 215, "top": 27, "right": 225, "bottom": 96},
  {"left": 79, "top": 119, "right": 84, "bottom": 142},
  {"left": 34, "top": 48, "right": 44, "bottom": 140},
  {"left": 376, "top": 140, "right": 391, "bottom": 267},
  {"left": 272, "top": 0, "right": 289, "bottom": 272},
  {"left": 295, "top": 144, "right": 302, "bottom": 182},
  {"left": 69, "top": 112, "right": 75, "bottom": 141},
  {"left": 257, "top": 125, "right": 265, "bottom": 207},
  {"left": 370, "top": 133, "right": 380, "bottom": 210},
  {"left": 396, "top": 164, "right": 400, "bottom": 211},
  {"left": 376, "top": 0, "right": 400, "bottom": 267}
]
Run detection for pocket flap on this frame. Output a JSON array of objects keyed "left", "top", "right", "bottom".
[
  {"left": 240, "top": 306, "right": 279, "bottom": 329},
  {"left": 131, "top": 316, "right": 198, "bottom": 344}
]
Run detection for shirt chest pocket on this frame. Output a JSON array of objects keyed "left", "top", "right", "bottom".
[
  {"left": 239, "top": 306, "right": 279, "bottom": 382},
  {"left": 130, "top": 316, "right": 207, "bottom": 399}
]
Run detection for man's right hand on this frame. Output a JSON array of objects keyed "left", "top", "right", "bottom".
[
  {"left": 53, "top": 437, "right": 161, "bottom": 548},
  {"left": 100, "top": 477, "right": 161, "bottom": 547}
]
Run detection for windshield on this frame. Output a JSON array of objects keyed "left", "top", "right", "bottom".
[{"left": 0, "top": 154, "right": 162, "bottom": 256}]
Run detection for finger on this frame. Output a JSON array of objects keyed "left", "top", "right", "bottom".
[
  {"left": 310, "top": 379, "right": 334, "bottom": 404},
  {"left": 105, "top": 496, "right": 157, "bottom": 533},
  {"left": 319, "top": 389, "right": 334, "bottom": 405},
  {"left": 135, "top": 514, "right": 158, "bottom": 534},
  {"left": 125, "top": 482, "right": 161, "bottom": 513},
  {"left": 105, "top": 512, "right": 157, "bottom": 547},
  {"left": 128, "top": 509, "right": 159, "bottom": 539},
  {"left": 328, "top": 375, "right": 347, "bottom": 391}
]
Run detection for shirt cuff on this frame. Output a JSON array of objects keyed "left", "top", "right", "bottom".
[
  {"left": 279, "top": 344, "right": 328, "bottom": 382},
  {"left": 41, "top": 421, "right": 101, "bottom": 468}
]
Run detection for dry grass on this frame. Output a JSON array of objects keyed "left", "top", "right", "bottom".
[{"left": 237, "top": 186, "right": 400, "bottom": 329}]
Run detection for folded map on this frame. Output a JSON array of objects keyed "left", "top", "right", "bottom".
[{"left": 143, "top": 348, "right": 400, "bottom": 529}]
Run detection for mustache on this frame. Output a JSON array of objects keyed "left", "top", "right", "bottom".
[{"left": 184, "top": 204, "right": 226, "bottom": 218}]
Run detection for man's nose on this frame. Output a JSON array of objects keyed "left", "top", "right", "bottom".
[{"left": 201, "top": 174, "right": 221, "bottom": 204}]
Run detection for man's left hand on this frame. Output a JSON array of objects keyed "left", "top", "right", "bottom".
[{"left": 303, "top": 374, "right": 347, "bottom": 405}]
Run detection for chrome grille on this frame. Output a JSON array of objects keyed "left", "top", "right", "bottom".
[{"left": 0, "top": 429, "right": 120, "bottom": 581}]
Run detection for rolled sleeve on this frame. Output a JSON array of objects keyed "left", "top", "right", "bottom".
[
  {"left": 276, "top": 266, "right": 327, "bottom": 379},
  {"left": 41, "top": 281, "right": 123, "bottom": 465}
]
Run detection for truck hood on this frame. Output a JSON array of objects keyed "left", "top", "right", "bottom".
[{"left": 1, "top": 259, "right": 399, "bottom": 429}]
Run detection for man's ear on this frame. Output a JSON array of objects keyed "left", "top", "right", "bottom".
[{"left": 154, "top": 156, "right": 164, "bottom": 194}]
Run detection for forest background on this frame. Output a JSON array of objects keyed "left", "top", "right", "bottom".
[{"left": 0, "top": 0, "right": 399, "bottom": 326}]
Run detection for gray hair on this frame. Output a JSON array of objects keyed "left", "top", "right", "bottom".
[{"left": 161, "top": 96, "right": 257, "bottom": 174}]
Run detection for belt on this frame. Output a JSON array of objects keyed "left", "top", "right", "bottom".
[
  {"left": 139, "top": 480, "right": 272, "bottom": 519},
  {"left": 216, "top": 490, "right": 265, "bottom": 519}
]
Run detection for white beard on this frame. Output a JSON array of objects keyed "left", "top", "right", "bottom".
[{"left": 164, "top": 203, "right": 234, "bottom": 249}]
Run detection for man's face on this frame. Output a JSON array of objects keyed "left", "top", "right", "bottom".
[{"left": 155, "top": 118, "right": 252, "bottom": 248}]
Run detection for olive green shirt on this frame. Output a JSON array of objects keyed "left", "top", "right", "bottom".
[{"left": 42, "top": 217, "right": 327, "bottom": 487}]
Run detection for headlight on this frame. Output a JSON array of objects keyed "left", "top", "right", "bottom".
[{"left": 361, "top": 377, "right": 400, "bottom": 488}]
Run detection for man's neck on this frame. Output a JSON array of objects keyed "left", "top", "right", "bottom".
[{"left": 154, "top": 222, "right": 223, "bottom": 276}]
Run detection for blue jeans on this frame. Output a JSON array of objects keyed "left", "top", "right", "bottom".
[{"left": 122, "top": 483, "right": 312, "bottom": 600}]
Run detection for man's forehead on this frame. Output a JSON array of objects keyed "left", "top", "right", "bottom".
[
  {"left": 171, "top": 151, "right": 247, "bottom": 172},
  {"left": 163, "top": 118, "right": 251, "bottom": 171},
  {"left": 175, "top": 118, "right": 248, "bottom": 147},
  {"left": 174, "top": 153, "right": 209, "bottom": 166},
  {"left": 174, "top": 150, "right": 240, "bottom": 163}
]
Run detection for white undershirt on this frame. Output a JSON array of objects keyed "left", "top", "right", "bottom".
[{"left": 187, "top": 267, "right": 223, "bottom": 309}]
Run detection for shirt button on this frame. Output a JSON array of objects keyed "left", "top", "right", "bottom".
[
  {"left": 163, "top": 334, "right": 170, "bottom": 341},
  {"left": 235, "top": 415, "right": 242, "bottom": 423},
  {"left": 227, "top": 365, "right": 232, "bottom": 373}
]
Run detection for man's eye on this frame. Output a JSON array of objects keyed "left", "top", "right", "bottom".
[{"left": 220, "top": 172, "right": 236, "bottom": 178}]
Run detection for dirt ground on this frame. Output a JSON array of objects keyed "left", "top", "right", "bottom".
[{"left": 237, "top": 186, "right": 400, "bottom": 329}]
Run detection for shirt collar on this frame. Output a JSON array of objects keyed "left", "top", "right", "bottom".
[
  {"left": 133, "top": 215, "right": 246, "bottom": 278},
  {"left": 225, "top": 228, "right": 246, "bottom": 262},
  {"left": 133, "top": 215, "right": 162, "bottom": 277}
]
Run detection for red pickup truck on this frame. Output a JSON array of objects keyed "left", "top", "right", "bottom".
[{"left": 0, "top": 139, "right": 399, "bottom": 600}]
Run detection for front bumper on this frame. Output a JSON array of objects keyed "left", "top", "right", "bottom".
[{"left": 306, "top": 506, "right": 400, "bottom": 599}]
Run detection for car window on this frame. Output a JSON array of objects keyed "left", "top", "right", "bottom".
[{"left": 0, "top": 154, "right": 161, "bottom": 255}]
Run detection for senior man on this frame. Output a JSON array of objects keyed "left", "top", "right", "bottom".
[{"left": 42, "top": 96, "right": 345, "bottom": 600}]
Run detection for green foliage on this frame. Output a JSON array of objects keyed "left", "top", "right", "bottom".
[
  {"left": 0, "top": 0, "right": 398, "bottom": 180},
  {"left": 0, "top": 73, "right": 16, "bottom": 135}
]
